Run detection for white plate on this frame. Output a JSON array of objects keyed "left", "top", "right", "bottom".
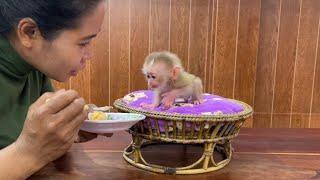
[{"left": 80, "top": 113, "right": 146, "bottom": 133}]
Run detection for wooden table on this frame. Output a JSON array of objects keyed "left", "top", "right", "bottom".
[{"left": 30, "top": 128, "right": 320, "bottom": 179}]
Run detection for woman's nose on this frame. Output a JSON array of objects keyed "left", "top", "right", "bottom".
[{"left": 83, "top": 51, "right": 93, "bottom": 60}]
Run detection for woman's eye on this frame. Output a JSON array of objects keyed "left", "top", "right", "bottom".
[
  {"left": 79, "top": 41, "right": 90, "bottom": 47},
  {"left": 151, "top": 75, "right": 156, "bottom": 79},
  {"left": 79, "top": 43, "right": 87, "bottom": 47}
]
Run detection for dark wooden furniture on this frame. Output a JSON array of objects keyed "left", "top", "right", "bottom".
[{"left": 30, "top": 128, "right": 320, "bottom": 179}]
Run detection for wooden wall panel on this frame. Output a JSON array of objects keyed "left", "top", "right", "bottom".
[
  {"left": 235, "top": 0, "right": 260, "bottom": 105},
  {"left": 51, "top": 0, "right": 320, "bottom": 128},
  {"left": 170, "top": 0, "right": 190, "bottom": 68},
  {"left": 234, "top": 0, "right": 261, "bottom": 127},
  {"left": 188, "top": 0, "right": 210, "bottom": 87},
  {"left": 253, "top": 0, "right": 280, "bottom": 128},
  {"left": 209, "top": 0, "right": 218, "bottom": 92},
  {"left": 109, "top": 0, "right": 130, "bottom": 103},
  {"left": 310, "top": 19, "right": 320, "bottom": 128},
  {"left": 253, "top": 113, "right": 272, "bottom": 128},
  {"left": 272, "top": 0, "right": 301, "bottom": 128},
  {"left": 205, "top": 0, "right": 216, "bottom": 93},
  {"left": 130, "top": 0, "right": 150, "bottom": 91},
  {"left": 90, "top": 0, "right": 110, "bottom": 106},
  {"left": 150, "top": 0, "right": 170, "bottom": 51},
  {"left": 213, "top": 0, "right": 239, "bottom": 98},
  {"left": 291, "top": 0, "right": 320, "bottom": 128}
]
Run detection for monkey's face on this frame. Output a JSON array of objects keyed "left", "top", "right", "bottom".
[
  {"left": 144, "top": 62, "right": 171, "bottom": 91},
  {"left": 146, "top": 73, "right": 159, "bottom": 89}
]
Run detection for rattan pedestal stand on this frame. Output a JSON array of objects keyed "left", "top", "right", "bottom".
[{"left": 114, "top": 99, "right": 252, "bottom": 175}]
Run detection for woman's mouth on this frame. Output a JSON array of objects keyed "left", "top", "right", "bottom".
[{"left": 70, "top": 59, "right": 87, "bottom": 76}]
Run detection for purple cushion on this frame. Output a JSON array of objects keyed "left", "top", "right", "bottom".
[{"left": 122, "top": 90, "right": 244, "bottom": 115}]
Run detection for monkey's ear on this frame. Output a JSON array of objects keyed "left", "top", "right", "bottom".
[{"left": 172, "top": 67, "right": 181, "bottom": 80}]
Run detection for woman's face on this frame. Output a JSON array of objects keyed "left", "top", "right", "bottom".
[{"left": 29, "top": 1, "right": 106, "bottom": 82}]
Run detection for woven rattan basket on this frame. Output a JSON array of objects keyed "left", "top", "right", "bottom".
[{"left": 114, "top": 92, "right": 252, "bottom": 175}]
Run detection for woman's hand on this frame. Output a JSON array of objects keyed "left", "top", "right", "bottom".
[{"left": 14, "top": 89, "right": 87, "bottom": 174}]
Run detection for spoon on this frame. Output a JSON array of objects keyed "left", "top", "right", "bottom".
[{"left": 84, "top": 104, "right": 113, "bottom": 112}]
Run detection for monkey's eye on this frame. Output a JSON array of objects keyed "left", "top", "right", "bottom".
[{"left": 146, "top": 74, "right": 156, "bottom": 79}]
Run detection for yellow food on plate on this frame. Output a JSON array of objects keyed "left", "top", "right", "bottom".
[{"left": 89, "top": 111, "right": 110, "bottom": 121}]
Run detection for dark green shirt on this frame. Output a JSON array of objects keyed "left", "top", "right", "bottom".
[{"left": 0, "top": 37, "right": 54, "bottom": 149}]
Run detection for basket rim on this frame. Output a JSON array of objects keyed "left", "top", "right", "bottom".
[{"left": 113, "top": 98, "right": 253, "bottom": 122}]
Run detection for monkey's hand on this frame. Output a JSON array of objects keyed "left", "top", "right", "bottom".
[
  {"left": 193, "top": 99, "right": 203, "bottom": 105},
  {"left": 161, "top": 95, "right": 176, "bottom": 110},
  {"left": 140, "top": 103, "right": 157, "bottom": 109}
]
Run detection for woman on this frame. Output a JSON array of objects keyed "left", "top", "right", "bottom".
[{"left": 0, "top": 0, "right": 107, "bottom": 178}]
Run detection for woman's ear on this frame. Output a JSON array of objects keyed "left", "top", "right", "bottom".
[
  {"left": 16, "top": 18, "right": 41, "bottom": 48},
  {"left": 172, "top": 66, "right": 181, "bottom": 80}
]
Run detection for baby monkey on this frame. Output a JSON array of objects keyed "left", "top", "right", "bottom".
[{"left": 141, "top": 51, "right": 203, "bottom": 109}]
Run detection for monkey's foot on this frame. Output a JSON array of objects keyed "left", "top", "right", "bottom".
[{"left": 193, "top": 100, "right": 203, "bottom": 105}]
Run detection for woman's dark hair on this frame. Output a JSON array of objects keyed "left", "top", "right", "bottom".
[{"left": 0, "top": 0, "right": 103, "bottom": 40}]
